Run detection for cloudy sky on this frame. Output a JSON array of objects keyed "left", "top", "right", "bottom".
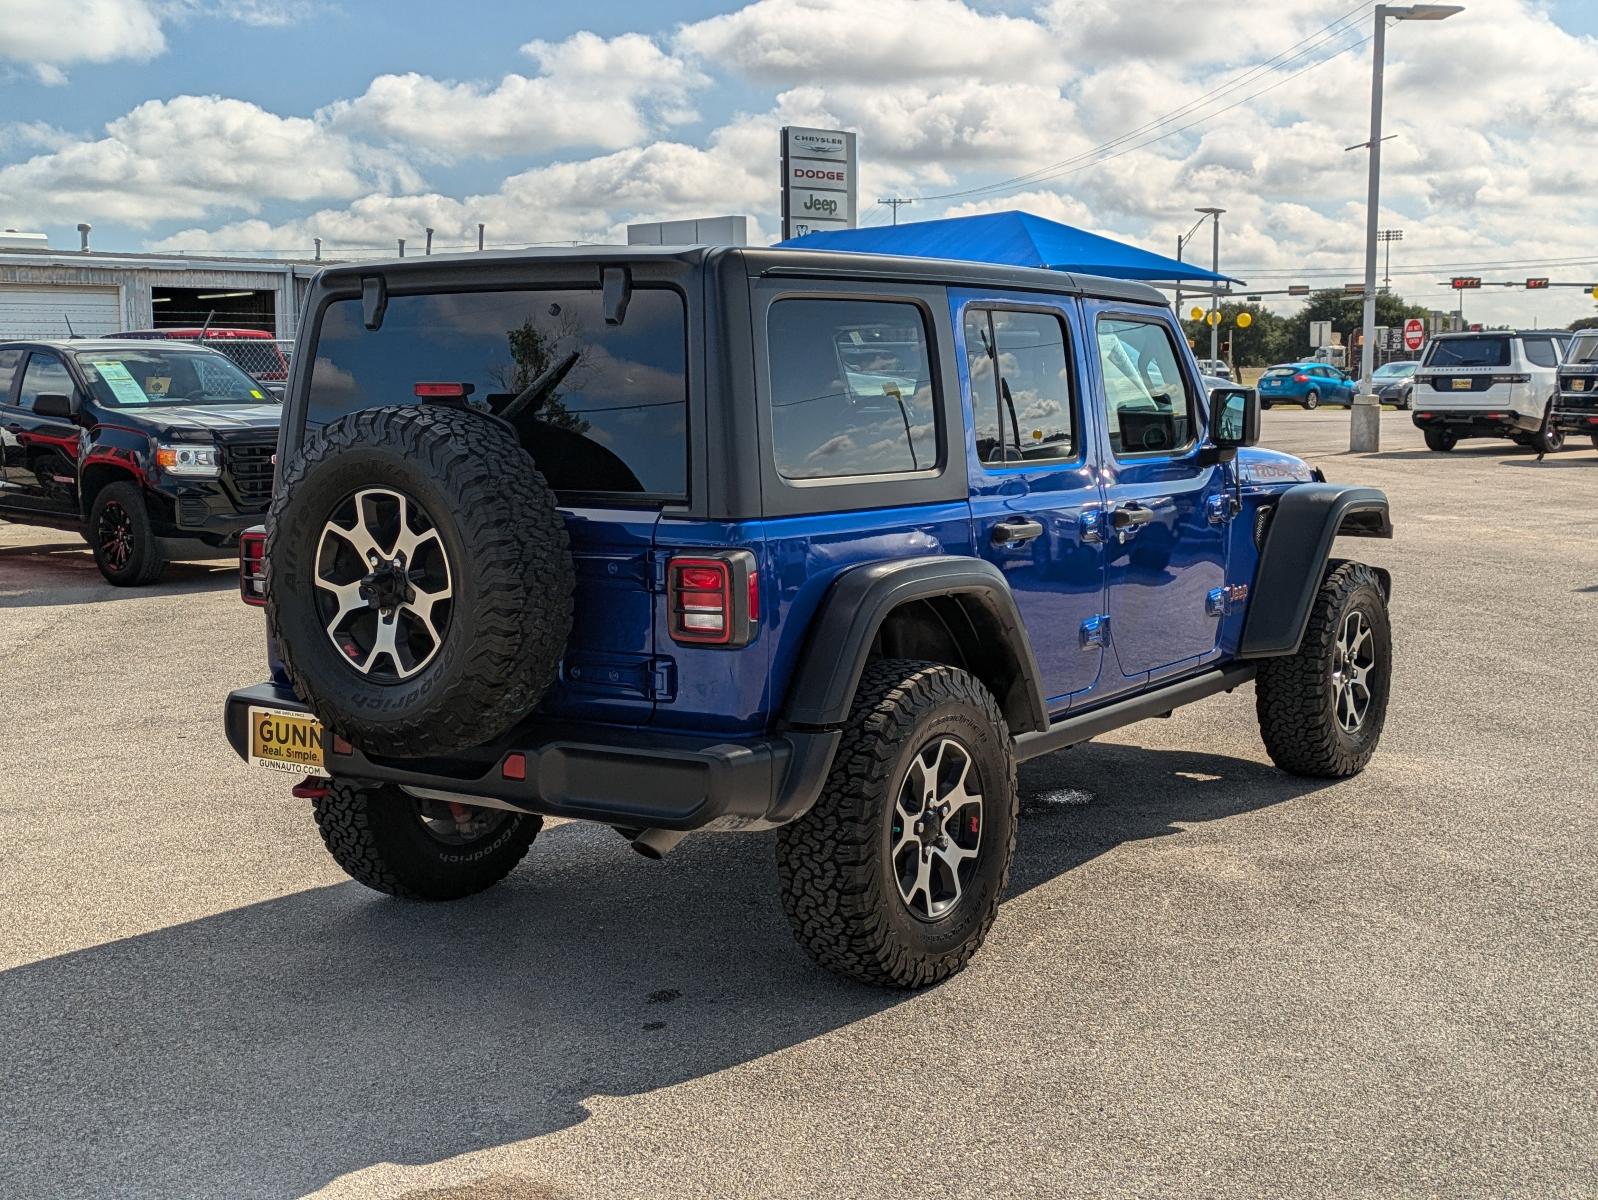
[{"left": 2, "top": 0, "right": 1595, "bottom": 326}]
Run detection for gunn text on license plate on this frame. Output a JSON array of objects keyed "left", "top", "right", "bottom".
[{"left": 248, "top": 706, "right": 325, "bottom": 774}]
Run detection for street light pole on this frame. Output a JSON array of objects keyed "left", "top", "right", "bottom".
[{"left": 1352, "top": 3, "right": 1462, "bottom": 453}]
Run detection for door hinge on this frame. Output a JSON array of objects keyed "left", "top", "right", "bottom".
[
  {"left": 646, "top": 548, "right": 672, "bottom": 592},
  {"left": 1079, "top": 614, "right": 1110, "bottom": 648},
  {"left": 1078, "top": 509, "right": 1105, "bottom": 544},
  {"left": 1206, "top": 493, "right": 1240, "bottom": 524}
]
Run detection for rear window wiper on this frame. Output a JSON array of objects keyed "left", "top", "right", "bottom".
[{"left": 494, "top": 351, "right": 580, "bottom": 423}]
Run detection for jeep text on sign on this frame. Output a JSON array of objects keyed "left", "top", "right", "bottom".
[{"left": 781, "top": 125, "right": 857, "bottom": 241}]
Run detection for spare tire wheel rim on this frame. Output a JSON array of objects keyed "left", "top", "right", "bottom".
[
  {"left": 313, "top": 486, "right": 453, "bottom": 680},
  {"left": 891, "top": 736, "right": 984, "bottom": 921}
]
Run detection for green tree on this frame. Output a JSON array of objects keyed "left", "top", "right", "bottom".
[
  {"left": 492, "top": 312, "right": 589, "bottom": 433},
  {"left": 1568, "top": 315, "right": 1598, "bottom": 332},
  {"left": 1178, "top": 302, "right": 1289, "bottom": 368},
  {"left": 1282, "top": 288, "right": 1430, "bottom": 360}
]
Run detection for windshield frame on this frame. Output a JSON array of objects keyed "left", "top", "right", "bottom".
[{"left": 72, "top": 346, "right": 274, "bottom": 409}]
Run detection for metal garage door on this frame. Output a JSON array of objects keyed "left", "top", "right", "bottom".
[{"left": 0, "top": 286, "right": 121, "bottom": 339}]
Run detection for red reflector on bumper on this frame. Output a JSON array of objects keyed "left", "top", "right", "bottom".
[{"left": 502, "top": 753, "right": 526, "bottom": 781}]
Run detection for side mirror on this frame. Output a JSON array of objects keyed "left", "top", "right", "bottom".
[
  {"left": 1210, "top": 386, "right": 1259, "bottom": 450},
  {"left": 33, "top": 392, "right": 75, "bottom": 419}
]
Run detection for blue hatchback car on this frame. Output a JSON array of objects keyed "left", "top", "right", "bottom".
[{"left": 1258, "top": 361, "right": 1359, "bottom": 409}]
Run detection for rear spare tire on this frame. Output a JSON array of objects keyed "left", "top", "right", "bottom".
[{"left": 266, "top": 404, "right": 574, "bottom": 756}]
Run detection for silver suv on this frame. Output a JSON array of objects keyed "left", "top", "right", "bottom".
[{"left": 1411, "top": 330, "right": 1571, "bottom": 453}]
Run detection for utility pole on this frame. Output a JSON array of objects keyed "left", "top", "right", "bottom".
[
  {"left": 877, "top": 197, "right": 913, "bottom": 225},
  {"left": 1208, "top": 210, "right": 1222, "bottom": 363},
  {"left": 1352, "top": 4, "right": 1462, "bottom": 453}
]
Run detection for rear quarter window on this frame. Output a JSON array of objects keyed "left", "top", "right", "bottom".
[
  {"left": 1522, "top": 337, "right": 1558, "bottom": 369},
  {"left": 307, "top": 287, "right": 688, "bottom": 498},
  {"left": 766, "top": 297, "right": 938, "bottom": 480}
]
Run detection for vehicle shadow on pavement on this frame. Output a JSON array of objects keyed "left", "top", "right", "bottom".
[
  {"left": 1499, "top": 457, "right": 1598, "bottom": 469},
  {"left": 1363, "top": 446, "right": 1532, "bottom": 462},
  {"left": 0, "top": 541, "right": 232, "bottom": 608},
  {"left": 0, "top": 743, "right": 1333, "bottom": 1200}
]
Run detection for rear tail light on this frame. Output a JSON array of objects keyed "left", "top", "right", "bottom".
[
  {"left": 1293, "top": 373, "right": 1309, "bottom": 383},
  {"left": 239, "top": 527, "right": 267, "bottom": 606},
  {"left": 667, "top": 551, "right": 758, "bottom": 647}
]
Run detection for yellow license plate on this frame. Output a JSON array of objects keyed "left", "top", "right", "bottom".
[
  {"left": 1574, "top": 379, "right": 1587, "bottom": 391},
  {"left": 1452, "top": 378, "right": 1472, "bottom": 389},
  {"left": 248, "top": 706, "right": 325, "bottom": 774}
]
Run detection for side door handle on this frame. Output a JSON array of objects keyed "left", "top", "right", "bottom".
[
  {"left": 991, "top": 517, "right": 1044, "bottom": 546},
  {"left": 1109, "top": 504, "right": 1155, "bottom": 529}
]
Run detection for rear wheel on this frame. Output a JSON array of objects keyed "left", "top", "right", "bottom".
[
  {"left": 88, "top": 481, "right": 166, "bottom": 586},
  {"left": 1303, "top": 390, "right": 1320, "bottom": 410},
  {"left": 775, "top": 659, "right": 1018, "bottom": 988},
  {"left": 1532, "top": 405, "right": 1565, "bottom": 454},
  {"left": 1423, "top": 428, "right": 1457, "bottom": 452},
  {"left": 1255, "top": 561, "right": 1391, "bottom": 778},
  {"left": 1590, "top": 434, "right": 1598, "bottom": 451},
  {"left": 312, "top": 780, "right": 540, "bottom": 900}
]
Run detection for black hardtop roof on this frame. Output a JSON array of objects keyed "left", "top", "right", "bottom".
[
  {"left": 316, "top": 243, "right": 1169, "bottom": 306},
  {"left": 0, "top": 338, "right": 229, "bottom": 354}
]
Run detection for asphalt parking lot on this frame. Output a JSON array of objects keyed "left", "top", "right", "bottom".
[{"left": 2, "top": 409, "right": 1595, "bottom": 1200}]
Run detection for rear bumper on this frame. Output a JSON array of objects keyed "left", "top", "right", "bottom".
[
  {"left": 1411, "top": 409, "right": 1538, "bottom": 437},
  {"left": 1551, "top": 404, "right": 1598, "bottom": 435},
  {"left": 224, "top": 682, "right": 839, "bottom": 832}
]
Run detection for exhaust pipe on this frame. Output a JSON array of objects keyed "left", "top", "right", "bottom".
[{"left": 630, "top": 828, "right": 687, "bottom": 860}]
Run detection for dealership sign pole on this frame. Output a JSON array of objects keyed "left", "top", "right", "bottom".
[{"left": 781, "top": 127, "right": 858, "bottom": 241}]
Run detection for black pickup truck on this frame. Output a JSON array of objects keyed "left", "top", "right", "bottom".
[{"left": 0, "top": 339, "right": 280, "bottom": 584}]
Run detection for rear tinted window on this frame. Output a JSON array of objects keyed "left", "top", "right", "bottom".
[
  {"left": 1425, "top": 337, "right": 1509, "bottom": 368},
  {"left": 1263, "top": 366, "right": 1294, "bottom": 378},
  {"left": 767, "top": 298, "right": 938, "bottom": 480},
  {"left": 0, "top": 348, "right": 20, "bottom": 396},
  {"left": 308, "top": 288, "right": 687, "bottom": 497},
  {"left": 1522, "top": 337, "right": 1558, "bottom": 368}
]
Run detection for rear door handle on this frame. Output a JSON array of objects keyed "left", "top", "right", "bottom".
[
  {"left": 1110, "top": 504, "right": 1155, "bottom": 529},
  {"left": 991, "top": 518, "right": 1044, "bottom": 546}
]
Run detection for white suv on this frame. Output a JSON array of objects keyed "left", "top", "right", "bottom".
[{"left": 1412, "top": 330, "right": 1571, "bottom": 452}]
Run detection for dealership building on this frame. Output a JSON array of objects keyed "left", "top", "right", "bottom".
[{"left": 0, "top": 228, "right": 320, "bottom": 340}]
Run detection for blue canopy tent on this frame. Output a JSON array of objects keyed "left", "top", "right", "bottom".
[{"left": 775, "top": 209, "right": 1237, "bottom": 285}]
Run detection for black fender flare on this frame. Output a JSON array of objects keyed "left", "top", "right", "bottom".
[
  {"left": 781, "top": 556, "right": 1048, "bottom": 734},
  {"left": 1239, "top": 483, "right": 1392, "bottom": 659}
]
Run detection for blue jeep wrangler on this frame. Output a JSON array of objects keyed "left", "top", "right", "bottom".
[{"left": 225, "top": 246, "right": 1393, "bottom": 987}]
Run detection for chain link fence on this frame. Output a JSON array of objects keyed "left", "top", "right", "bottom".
[{"left": 121, "top": 333, "right": 294, "bottom": 392}]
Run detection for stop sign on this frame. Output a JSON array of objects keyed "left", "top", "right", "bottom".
[{"left": 1403, "top": 318, "right": 1425, "bottom": 352}]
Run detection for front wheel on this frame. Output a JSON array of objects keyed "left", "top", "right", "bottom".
[
  {"left": 1423, "top": 428, "right": 1457, "bottom": 452},
  {"left": 776, "top": 659, "right": 1018, "bottom": 988},
  {"left": 88, "top": 481, "right": 166, "bottom": 586},
  {"left": 1255, "top": 561, "right": 1392, "bottom": 778},
  {"left": 1590, "top": 434, "right": 1598, "bottom": 452},
  {"left": 1303, "top": 390, "right": 1320, "bottom": 410},
  {"left": 1397, "top": 387, "right": 1412, "bottom": 411},
  {"left": 312, "top": 781, "right": 540, "bottom": 900}
]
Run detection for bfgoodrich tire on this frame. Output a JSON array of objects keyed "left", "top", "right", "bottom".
[
  {"left": 775, "top": 659, "right": 1019, "bottom": 988},
  {"left": 313, "top": 781, "right": 540, "bottom": 900},
  {"left": 1255, "top": 561, "right": 1392, "bottom": 778},
  {"left": 267, "top": 404, "right": 574, "bottom": 757}
]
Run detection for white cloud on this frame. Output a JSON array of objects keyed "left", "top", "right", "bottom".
[
  {"left": 323, "top": 32, "right": 705, "bottom": 161},
  {"left": 0, "top": 96, "right": 418, "bottom": 227},
  {"left": 0, "top": 0, "right": 166, "bottom": 77},
  {"left": 677, "top": 0, "right": 1067, "bottom": 85}
]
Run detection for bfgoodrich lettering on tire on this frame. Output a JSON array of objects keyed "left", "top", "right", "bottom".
[
  {"left": 312, "top": 781, "right": 539, "bottom": 900},
  {"left": 1255, "top": 560, "right": 1392, "bottom": 778},
  {"left": 266, "top": 404, "right": 574, "bottom": 757},
  {"left": 775, "top": 659, "right": 1018, "bottom": 988}
]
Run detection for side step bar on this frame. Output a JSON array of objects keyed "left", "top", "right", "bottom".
[{"left": 1014, "top": 664, "right": 1257, "bottom": 764}]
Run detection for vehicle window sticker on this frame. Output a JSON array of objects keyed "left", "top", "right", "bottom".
[
  {"left": 145, "top": 376, "right": 171, "bottom": 395},
  {"left": 85, "top": 359, "right": 151, "bottom": 405}
]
